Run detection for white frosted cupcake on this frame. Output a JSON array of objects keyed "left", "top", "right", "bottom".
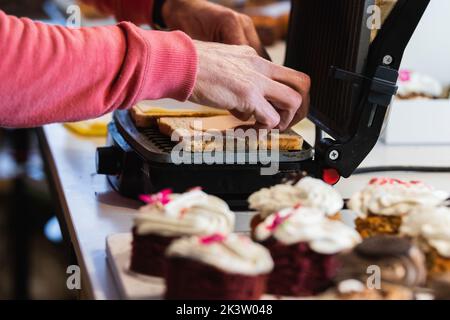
[
  {"left": 254, "top": 205, "right": 361, "bottom": 297},
  {"left": 400, "top": 206, "right": 450, "bottom": 277},
  {"left": 130, "top": 188, "right": 235, "bottom": 277},
  {"left": 397, "top": 70, "right": 444, "bottom": 99},
  {"left": 348, "top": 177, "right": 449, "bottom": 238},
  {"left": 165, "top": 233, "right": 273, "bottom": 300},
  {"left": 248, "top": 177, "right": 344, "bottom": 230},
  {"left": 334, "top": 279, "right": 414, "bottom": 300}
]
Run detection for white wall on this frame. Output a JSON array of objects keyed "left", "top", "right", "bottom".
[{"left": 400, "top": 0, "right": 450, "bottom": 83}]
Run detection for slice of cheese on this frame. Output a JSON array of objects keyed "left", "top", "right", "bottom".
[
  {"left": 63, "top": 114, "right": 112, "bottom": 137},
  {"left": 131, "top": 100, "right": 229, "bottom": 127}
]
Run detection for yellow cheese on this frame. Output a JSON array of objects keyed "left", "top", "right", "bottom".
[
  {"left": 63, "top": 114, "right": 111, "bottom": 137},
  {"left": 131, "top": 100, "right": 229, "bottom": 128}
]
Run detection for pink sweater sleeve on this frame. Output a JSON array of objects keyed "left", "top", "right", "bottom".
[{"left": 0, "top": 7, "right": 198, "bottom": 128}]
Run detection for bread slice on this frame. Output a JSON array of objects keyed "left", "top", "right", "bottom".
[
  {"left": 157, "top": 116, "right": 303, "bottom": 152},
  {"left": 131, "top": 100, "right": 229, "bottom": 127}
]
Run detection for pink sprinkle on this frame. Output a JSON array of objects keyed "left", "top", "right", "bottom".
[
  {"left": 188, "top": 186, "right": 203, "bottom": 191},
  {"left": 267, "top": 212, "right": 292, "bottom": 231},
  {"left": 294, "top": 203, "right": 302, "bottom": 209},
  {"left": 200, "top": 234, "right": 226, "bottom": 245},
  {"left": 139, "top": 194, "right": 153, "bottom": 203},
  {"left": 369, "top": 177, "right": 391, "bottom": 185},
  {"left": 138, "top": 188, "right": 173, "bottom": 205},
  {"left": 369, "top": 177, "right": 427, "bottom": 188},
  {"left": 159, "top": 189, "right": 172, "bottom": 205},
  {"left": 399, "top": 70, "right": 411, "bottom": 82}
]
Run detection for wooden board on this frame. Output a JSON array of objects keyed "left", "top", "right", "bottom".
[
  {"left": 105, "top": 210, "right": 257, "bottom": 299},
  {"left": 105, "top": 231, "right": 350, "bottom": 300},
  {"left": 105, "top": 233, "right": 303, "bottom": 300},
  {"left": 106, "top": 233, "right": 165, "bottom": 300}
]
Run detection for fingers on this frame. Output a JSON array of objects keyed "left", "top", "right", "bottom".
[
  {"left": 227, "top": 46, "right": 310, "bottom": 129},
  {"left": 252, "top": 98, "right": 281, "bottom": 129},
  {"left": 230, "top": 56, "right": 309, "bottom": 130},
  {"left": 229, "top": 109, "right": 252, "bottom": 122},
  {"left": 289, "top": 91, "right": 310, "bottom": 128},
  {"left": 269, "top": 65, "right": 311, "bottom": 100},
  {"left": 266, "top": 64, "right": 312, "bottom": 127},
  {"left": 231, "top": 100, "right": 281, "bottom": 129},
  {"left": 239, "top": 15, "right": 271, "bottom": 60},
  {"left": 219, "top": 12, "right": 250, "bottom": 46},
  {"left": 236, "top": 88, "right": 280, "bottom": 129},
  {"left": 219, "top": 11, "right": 272, "bottom": 61},
  {"left": 264, "top": 81, "right": 303, "bottom": 131}
]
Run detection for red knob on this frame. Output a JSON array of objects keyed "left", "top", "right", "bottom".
[{"left": 322, "top": 168, "right": 341, "bottom": 185}]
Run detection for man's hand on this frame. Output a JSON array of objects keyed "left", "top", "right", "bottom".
[
  {"left": 162, "top": 0, "right": 267, "bottom": 57},
  {"left": 190, "top": 41, "right": 310, "bottom": 130}
]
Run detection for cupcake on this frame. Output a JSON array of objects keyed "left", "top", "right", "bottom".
[
  {"left": 348, "top": 178, "right": 449, "bottom": 238},
  {"left": 130, "top": 188, "right": 235, "bottom": 277},
  {"left": 165, "top": 233, "right": 273, "bottom": 300},
  {"left": 248, "top": 176, "right": 344, "bottom": 229},
  {"left": 400, "top": 206, "right": 450, "bottom": 277},
  {"left": 254, "top": 206, "right": 361, "bottom": 296},
  {"left": 334, "top": 279, "right": 414, "bottom": 300},
  {"left": 335, "top": 235, "right": 427, "bottom": 288},
  {"left": 397, "top": 70, "right": 445, "bottom": 100}
]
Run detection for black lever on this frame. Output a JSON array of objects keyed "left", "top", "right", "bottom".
[{"left": 331, "top": 66, "right": 398, "bottom": 106}]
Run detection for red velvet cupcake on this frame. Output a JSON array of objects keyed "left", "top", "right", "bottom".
[
  {"left": 248, "top": 177, "right": 344, "bottom": 235},
  {"left": 254, "top": 205, "right": 361, "bottom": 297},
  {"left": 165, "top": 234, "right": 274, "bottom": 300},
  {"left": 130, "top": 188, "right": 234, "bottom": 277}
]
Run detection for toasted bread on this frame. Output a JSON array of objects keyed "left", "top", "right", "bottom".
[{"left": 157, "top": 116, "right": 303, "bottom": 152}]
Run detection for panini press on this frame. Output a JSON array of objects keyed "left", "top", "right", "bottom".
[{"left": 96, "top": 0, "right": 430, "bottom": 209}]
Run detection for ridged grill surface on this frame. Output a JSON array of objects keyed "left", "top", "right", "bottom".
[
  {"left": 286, "top": 0, "right": 373, "bottom": 141},
  {"left": 113, "top": 111, "right": 314, "bottom": 163},
  {"left": 139, "top": 127, "right": 175, "bottom": 153}
]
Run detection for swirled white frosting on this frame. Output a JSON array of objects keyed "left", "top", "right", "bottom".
[
  {"left": 348, "top": 178, "right": 449, "bottom": 218},
  {"left": 254, "top": 206, "right": 361, "bottom": 254},
  {"left": 397, "top": 70, "right": 444, "bottom": 98},
  {"left": 166, "top": 234, "right": 274, "bottom": 276},
  {"left": 248, "top": 177, "right": 343, "bottom": 218},
  {"left": 400, "top": 206, "right": 450, "bottom": 258},
  {"left": 338, "top": 279, "right": 366, "bottom": 294},
  {"left": 134, "top": 190, "right": 235, "bottom": 237}
]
